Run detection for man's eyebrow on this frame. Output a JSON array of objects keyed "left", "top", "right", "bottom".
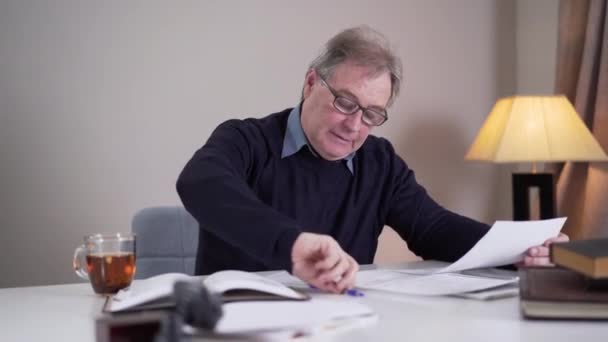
[{"left": 335, "top": 88, "right": 387, "bottom": 111}]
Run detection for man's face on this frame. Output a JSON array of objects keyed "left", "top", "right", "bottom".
[{"left": 301, "top": 61, "right": 391, "bottom": 161}]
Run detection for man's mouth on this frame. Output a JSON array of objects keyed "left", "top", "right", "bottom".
[{"left": 331, "top": 132, "right": 352, "bottom": 144}]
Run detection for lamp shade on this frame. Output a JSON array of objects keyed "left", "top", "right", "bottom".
[{"left": 465, "top": 95, "right": 608, "bottom": 163}]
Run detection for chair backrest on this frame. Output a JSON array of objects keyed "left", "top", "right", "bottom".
[{"left": 131, "top": 206, "right": 198, "bottom": 279}]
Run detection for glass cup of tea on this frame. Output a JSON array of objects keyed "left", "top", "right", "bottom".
[{"left": 73, "top": 233, "right": 136, "bottom": 295}]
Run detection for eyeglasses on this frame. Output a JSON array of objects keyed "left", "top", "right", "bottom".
[{"left": 319, "top": 76, "right": 388, "bottom": 127}]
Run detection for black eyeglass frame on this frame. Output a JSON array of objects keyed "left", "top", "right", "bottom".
[{"left": 318, "top": 75, "right": 389, "bottom": 127}]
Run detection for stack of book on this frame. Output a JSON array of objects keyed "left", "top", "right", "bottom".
[{"left": 519, "top": 238, "right": 608, "bottom": 319}]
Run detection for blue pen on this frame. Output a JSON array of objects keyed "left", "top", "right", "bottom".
[
  {"left": 345, "top": 288, "right": 365, "bottom": 297},
  {"left": 309, "top": 284, "right": 365, "bottom": 297}
]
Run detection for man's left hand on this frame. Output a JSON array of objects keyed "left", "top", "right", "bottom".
[{"left": 521, "top": 232, "right": 570, "bottom": 266}]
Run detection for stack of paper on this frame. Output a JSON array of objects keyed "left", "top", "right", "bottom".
[
  {"left": 356, "top": 269, "right": 516, "bottom": 296},
  {"left": 355, "top": 218, "right": 566, "bottom": 296}
]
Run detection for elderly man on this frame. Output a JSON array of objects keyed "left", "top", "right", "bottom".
[{"left": 177, "top": 26, "right": 567, "bottom": 294}]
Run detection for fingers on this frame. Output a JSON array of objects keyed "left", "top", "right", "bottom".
[
  {"left": 313, "top": 252, "right": 352, "bottom": 293},
  {"left": 522, "top": 233, "right": 571, "bottom": 267},
  {"left": 311, "top": 238, "right": 352, "bottom": 284},
  {"left": 522, "top": 245, "right": 553, "bottom": 266},
  {"left": 291, "top": 233, "right": 358, "bottom": 294},
  {"left": 527, "top": 245, "right": 549, "bottom": 258},
  {"left": 317, "top": 253, "right": 356, "bottom": 284},
  {"left": 334, "top": 255, "right": 358, "bottom": 293},
  {"left": 523, "top": 255, "right": 552, "bottom": 266},
  {"left": 543, "top": 232, "right": 569, "bottom": 246},
  {"left": 316, "top": 252, "right": 346, "bottom": 280},
  {"left": 313, "top": 245, "right": 341, "bottom": 273}
]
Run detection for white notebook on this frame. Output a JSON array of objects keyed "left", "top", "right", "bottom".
[{"left": 107, "top": 270, "right": 309, "bottom": 312}]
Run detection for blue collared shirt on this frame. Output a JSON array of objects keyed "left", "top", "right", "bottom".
[{"left": 281, "top": 105, "right": 355, "bottom": 174}]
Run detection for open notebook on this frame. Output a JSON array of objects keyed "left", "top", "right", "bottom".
[{"left": 105, "top": 270, "right": 309, "bottom": 312}]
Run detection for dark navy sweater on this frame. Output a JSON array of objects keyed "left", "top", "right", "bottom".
[{"left": 177, "top": 108, "right": 490, "bottom": 275}]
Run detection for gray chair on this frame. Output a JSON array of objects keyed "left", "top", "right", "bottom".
[{"left": 131, "top": 206, "right": 198, "bottom": 279}]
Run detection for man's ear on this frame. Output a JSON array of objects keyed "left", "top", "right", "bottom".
[{"left": 302, "top": 69, "right": 316, "bottom": 99}]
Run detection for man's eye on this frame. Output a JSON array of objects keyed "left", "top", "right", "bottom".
[
  {"left": 365, "top": 110, "right": 383, "bottom": 119},
  {"left": 335, "top": 97, "right": 358, "bottom": 111}
]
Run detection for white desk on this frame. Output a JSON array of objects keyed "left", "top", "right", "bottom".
[{"left": 1, "top": 273, "right": 607, "bottom": 341}]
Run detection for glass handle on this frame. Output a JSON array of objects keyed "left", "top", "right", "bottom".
[{"left": 73, "top": 245, "right": 89, "bottom": 280}]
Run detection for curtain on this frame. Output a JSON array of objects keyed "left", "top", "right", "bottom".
[{"left": 554, "top": 0, "right": 608, "bottom": 239}]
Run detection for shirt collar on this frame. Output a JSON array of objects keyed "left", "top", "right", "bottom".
[{"left": 281, "top": 105, "right": 355, "bottom": 174}]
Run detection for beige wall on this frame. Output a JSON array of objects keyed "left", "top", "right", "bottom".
[
  {"left": 0, "top": 0, "right": 557, "bottom": 287},
  {"left": 516, "top": 0, "right": 559, "bottom": 94}
]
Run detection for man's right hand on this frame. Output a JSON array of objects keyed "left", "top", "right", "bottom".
[{"left": 291, "top": 232, "right": 359, "bottom": 294}]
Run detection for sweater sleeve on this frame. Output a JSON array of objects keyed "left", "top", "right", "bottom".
[
  {"left": 176, "top": 119, "right": 301, "bottom": 271},
  {"left": 384, "top": 144, "right": 490, "bottom": 262}
]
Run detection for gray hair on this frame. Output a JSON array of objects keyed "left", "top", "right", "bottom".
[{"left": 308, "top": 26, "right": 402, "bottom": 107}]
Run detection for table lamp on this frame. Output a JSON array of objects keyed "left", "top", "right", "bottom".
[{"left": 465, "top": 95, "right": 608, "bottom": 220}]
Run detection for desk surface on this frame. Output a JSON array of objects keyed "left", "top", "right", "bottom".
[{"left": 1, "top": 268, "right": 607, "bottom": 342}]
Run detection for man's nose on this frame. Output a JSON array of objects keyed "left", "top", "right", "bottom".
[{"left": 343, "top": 110, "right": 363, "bottom": 132}]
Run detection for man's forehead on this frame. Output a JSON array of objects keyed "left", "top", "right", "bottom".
[
  {"left": 328, "top": 64, "right": 391, "bottom": 107},
  {"left": 329, "top": 61, "right": 388, "bottom": 80}
]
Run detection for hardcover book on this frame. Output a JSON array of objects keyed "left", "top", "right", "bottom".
[
  {"left": 519, "top": 267, "right": 608, "bottom": 320},
  {"left": 550, "top": 238, "right": 608, "bottom": 279}
]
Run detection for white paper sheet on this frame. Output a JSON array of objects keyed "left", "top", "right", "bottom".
[
  {"left": 451, "top": 283, "right": 519, "bottom": 300},
  {"left": 214, "top": 298, "right": 375, "bottom": 334},
  {"left": 265, "top": 271, "right": 308, "bottom": 288},
  {"left": 356, "top": 269, "right": 517, "bottom": 296},
  {"left": 111, "top": 273, "right": 190, "bottom": 311},
  {"left": 398, "top": 217, "right": 567, "bottom": 275},
  {"left": 204, "top": 270, "right": 305, "bottom": 299}
]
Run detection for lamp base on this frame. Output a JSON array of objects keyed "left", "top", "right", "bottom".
[{"left": 512, "top": 173, "right": 555, "bottom": 221}]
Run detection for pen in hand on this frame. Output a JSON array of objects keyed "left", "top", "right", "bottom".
[
  {"left": 309, "top": 284, "right": 365, "bottom": 297},
  {"left": 344, "top": 288, "right": 365, "bottom": 297}
]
